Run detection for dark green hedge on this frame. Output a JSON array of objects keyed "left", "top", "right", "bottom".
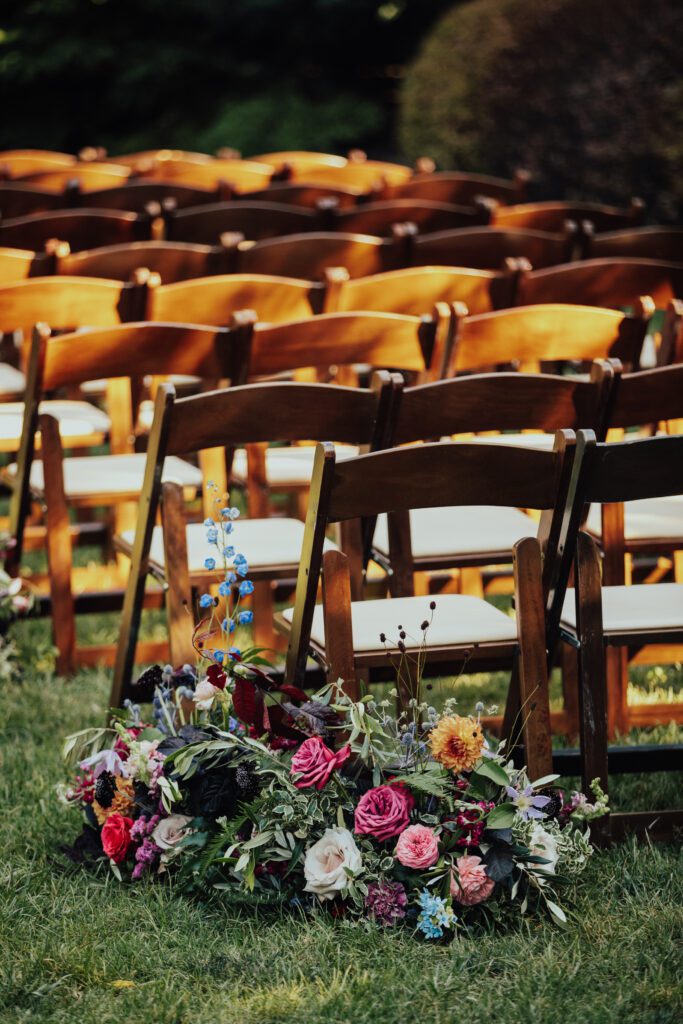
[{"left": 399, "top": 0, "right": 683, "bottom": 220}]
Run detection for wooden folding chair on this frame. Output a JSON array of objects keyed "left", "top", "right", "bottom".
[
  {"left": 560, "top": 432, "right": 683, "bottom": 841},
  {"left": 584, "top": 227, "right": 683, "bottom": 262},
  {"left": 0, "top": 246, "right": 53, "bottom": 284},
  {"left": 493, "top": 199, "right": 645, "bottom": 233},
  {"left": 278, "top": 433, "right": 586, "bottom": 779},
  {"left": 111, "top": 149, "right": 214, "bottom": 170},
  {"left": 0, "top": 150, "right": 76, "bottom": 178},
  {"left": 253, "top": 152, "right": 413, "bottom": 190},
  {"left": 54, "top": 240, "right": 238, "bottom": 283},
  {"left": 144, "top": 158, "right": 274, "bottom": 195},
  {"left": 386, "top": 169, "right": 531, "bottom": 206},
  {"left": 22, "top": 163, "right": 132, "bottom": 191},
  {"left": 70, "top": 180, "right": 222, "bottom": 212},
  {"left": 109, "top": 373, "right": 396, "bottom": 704},
  {"left": 163, "top": 201, "right": 323, "bottom": 243},
  {"left": 327, "top": 198, "right": 491, "bottom": 236},
  {"left": 0, "top": 209, "right": 153, "bottom": 252},
  {"left": 516, "top": 258, "right": 683, "bottom": 311},
  {"left": 322, "top": 263, "right": 522, "bottom": 316},
  {"left": 149, "top": 274, "right": 323, "bottom": 325},
  {"left": 0, "top": 182, "right": 66, "bottom": 219},
  {"left": 240, "top": 182, "right": 367, "bottom": 209},
  {"left": 412, "top": 225, "right": 578, "bottom": 270},
  {"left": 236, "top": 229, "right": 412, "bottom": 279},
  {"left": 6, "top": 320, "right": 251, "bottom": 673}
]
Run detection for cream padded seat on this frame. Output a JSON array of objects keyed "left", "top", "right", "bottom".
[
  {"left": 11, "top": 453, "right": 202, "bottom": 498},
  {"left": 561, "top": 583, "right": 683, "bottom": 634},
  {"left": 281, "top": 593, "right": 518, "bottom": 653},
  {"left": 373, "top": 506, "right": 537, "bottom": 560},
  {"left": 231, "top": 444, "right": 359, "bottom": 486},
  {"left": 0, "top": 400, "right": 110, "bottom": 444},
  {"left": 0, "top": 362, "right": 26, "bottom": 396},
  {"left": 121, "top": 518, "right": 337, "bottom": 573},
  {"left": 585, "top": 496, "right": 683, "bottom": 541}
]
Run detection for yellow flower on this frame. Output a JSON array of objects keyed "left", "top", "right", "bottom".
[
  {"left": 93, "top": 776, "right": 135, "bottom": 825},
  {"left": 429, "top": 715, "right": 484, "bottom": 772}
]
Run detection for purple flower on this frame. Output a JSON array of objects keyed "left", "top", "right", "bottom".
[
  {"left": 364, "top": 881, "right": 408, "bottom": 926},
  {"left": 132, "top": 837, "right": 162, "bottom": 880},
  {"left": 506, "top": 785, "right": 551, "bottom": 820}
]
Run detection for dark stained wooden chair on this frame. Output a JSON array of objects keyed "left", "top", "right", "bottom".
[
  {"left": 236, "top": 229, "right": 412, "bottom": 279},
  {"left": 560, "top": 431, "right": 683, "bottom": 842},
  {"left": 386, "top": 169, "right": 530, "bottom": 206},
  {"left": 584, "top": 227, "right": 683, "bottom": 263},
  {"left": 149, "top": 273, "right": 324, "bottom": 325},
  {"left": 163, "top": 201, "right": 323, "bottom": 243},
  {"left": 0, "top": 183, "right": 66, "bottom": 219},
  {"left": 240, "top": 181, "right": 367, "bottom": 209},
  {"left": 54, "top": 239, "right": 238, "bottom": 283},
  {"left": 69, "top": 180, "right": 222, "bottom": 211},
  {"left": 109, "top": 373, "right": 396, "bottom": 704},
  {"left": 322, "top": 263, "right": 521, "bottom": 316},
  {"left": 493, "top": 199, "right": 646, "bottom": 233},
  {"left": 0, "top": 209, "right": 154, "bottom": 252},
  {"left": 516, "top": 258, "right": 683, "bottom": 311},
  {"left": 6, "top": 320, "right": 251, "bottom": 673},
  {"left": 327, "top": 198, "right": 491, "bottom": 236},
  {"left": 412, "top": 225, "right": 578, "bottom": 270},
  {"left": 277, "top": 433, "right": 586, "bottom": 779},
  {"left": 0, "top": 150, "right": 76, "bottom": 178}
]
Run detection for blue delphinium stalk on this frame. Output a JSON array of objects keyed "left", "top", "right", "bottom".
[{"left": 201, "top": 483, "right": 254, "bottom": 665}]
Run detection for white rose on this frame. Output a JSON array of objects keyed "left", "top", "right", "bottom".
[
  {"left": 193, "top": 679, "right": 219, "bottom": 710},
  {"left": 303, "top": 827, "right": 362, "bottom": 900},
  {"left": 152, "top": 813, "right": 194, "bottom": 863},
  {"left": 529, "top": 824, "right": 559, "bottom": 875}
]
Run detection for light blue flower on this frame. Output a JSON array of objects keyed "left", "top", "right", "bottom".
[
  {"left": 236, "top": 562, "right": 249, "bottom": 578},
  {"left": 206, "top": 526, "right": 218, "bottom": 545},
  {"left": 417, "top": 914, "right": 445, "bottom": 940},
  {"left": 199, "top": 593, "right": 214, "bottom": 608},
  {"left": 238, "top": 610, "right": 253, "bottom": 625},
  {"left": 204, "top": 557, "right": 216, "bottom": 570},
  {"left": 203, "top": 517, "right": 215, "bottom": 527},
  {"left": 220, "top": 507, "right": 240, "bottom": 521},
  {"left": 506, "top": 784, "right": 551, "bottom": 821},
  {"left": 218, "top": 581, "right": 231, "bottom": 597},
  {"left": 415, "top": 890, "right": 455, "bottom": 941},
  {"left": 234, "top": 552, "right": 247, "bottom": 565},
  {"left": 214, "top": 650, "right": 225, "bottom": 664},
  {"left": 239, "top": 580, "right": 254, "bottom": 597},
  {"left": 223, "top": 546, "right": 235, "bottom": 559},
  {"left": 224, "top": 522, "right": 234, "bottom": 535},
  {"left": 227, "top": 647, "right": 241, "bottom": 660}
]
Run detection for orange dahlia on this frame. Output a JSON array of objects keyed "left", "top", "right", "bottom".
[
  {"left": 429, "top": 715, "right": 484, "bottom": 773},
  {"left": 93, "top": 776, "right": 135, "bottom": 825}
]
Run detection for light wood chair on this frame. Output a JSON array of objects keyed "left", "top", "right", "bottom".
[
  {"left": 236, "top": 229, "right": 413, "bottom": 279},
  {"left": 70, "top": 180, "right": 222, "bottom": 212},
  {"left": 0, "top": 209, "right": 153, "bottom": 252},
  {"left": 561, "top": 432, "right": 683, "bottom": 841},
  {"left": 327, "top": 198, "right": 491, "bottom": 236},
  {"left": 149, "top": 273, "right": 324, "bottom": 325},
  {"left": 516, "top": 258, "right": 683, "bottom": 311},
  {"left": 54, "top": 240, "right": 238, "bottom": 283},
  {"left": 143, "top": 158, "right": 275, "bottom": 194},
  {"left": 0, "top": 246, "right": 53, "bottom": 284},
  {"left": 0, "top": 150, "right": 76, "bottom": 178},
  {"left": 21, "top": 163, "right": 132, "bottom": 191},
  {"left": 412, "top": 225, "right": 578, "bottom": 270},
  {"left": 5, "top": 319, "right": 252, "bottom": 673},
  {"left": 253, "top": 151, "right": 413, "bottom": 190},
  {"left": 109, "top": 372, "right": 396, "bottom": 704},
  {"left": 277, "top": 432, "right": 587, "bottom": 779}
]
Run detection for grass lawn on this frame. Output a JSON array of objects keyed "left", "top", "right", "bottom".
[{"left": 1, "top": 613, "right": 683, "bottom": 1024}]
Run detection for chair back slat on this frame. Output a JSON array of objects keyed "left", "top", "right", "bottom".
[
  {"left": 0, "top": 150, "right": 75, "bottom": 177},
  {"left": 0, "top": 209, "right": 152, "bottom": 252},
  {"left": 587, "top": 227, "right": 683, "bottom": 262},
  {"left": 147, "top": 159, "right": 274, "bottom": 192},
  {"left": 0, "top": 276, "right": 145, "bottom": 335},
  {"left": 494, "top": 200, "right": 644, "bottom": 233},
  {"left": 333, "top": 199, "right": 486, "bottom": 236},
  {"left": 583, "top": 435, "right": 683, "bottom": 504},
  {"left": 0, "top": 183, "right": 65, "bottom": 218},
  {"left": 23, "top": 163, "right": 132, "bottom": 191},
  {"left": 81, "top": 181, "right": 220, "bottom": 211},
  {"left": 0, "top": 246, "right": 52, "bottom": 284},
  {"left": 414, "top": 226, "right": 575, "bottom": 270},
  {"left": 389, "top": 171, "right": 528, "bottom": 206},
  {"left": 150, "top": 274, "right": 321, "bottom": 325},
  {"left": 237, "top": 231, "right": 390, "bottom": 278},
  {"left": 517, "top": 259, "right": 683, "bottom": 310},
  {"left": 608, "top": 364, "right": 683, "bottom": 428},
  {"left": 326, "top": 265, "right": 508, "bottom": 316},
  {"left": 165, "top": 201, "right": 319, "bottom": 243},
  {"left": 242, "top": 182, "right": 363, "bottom": 209},
  {"left": 57, "top": 240, "right": 234, "bottom": 282}
]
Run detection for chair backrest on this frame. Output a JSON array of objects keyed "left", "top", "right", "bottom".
[
  {"left": 111, "top": 149, "right": 214, "bottom": 169},
  {"left": 606, "top": 363, "right": 683, "bottom": 430},
  {"left": 516, "top": 258, "right": 683, "bottom": 310},
  {"left": 0, "top": 275, "right": 148, "bottom": 337},
  {"left": 71, "top": 180, "right": 221, "bottom": 211},
  {"left": 236, "top": 230, "right": 405, "bottom": 279},
  {"left": 451, "top": 302, "right": 653, "bottom": 373},
  {"left": 572, "top": 431, "right": 683, "bottom": 510},
  {"left": 243, "top": 308, "right": 451, "bottom": 379},
  {"left": 329, "top": 198, "right": 490, "bottom": 236},
  {"left": 55, "top": 240, "right": 235, "bottom": 282},
  {"left": 22, "top": 163, "right": 132, "bottom": 191},
  {"left": 387, "top": 170, "right": 530, "bottom": 206},
  {"left": 0, "top": 246, "right": 53, "bottom": 284},
  {"left": 285, "top": 434, "right": 577, "bottom": 683},
  {"left": 145, "top": 158, "right": 274, "bottom": 193},
  {"left": 0, "top": 209, "right": 153, "bottom": 252},
  {"left": 254, "top": 152, "right": 412, "bottom": 190},
  {"left": 0, "top": 183, "right": 66, "bottom": 219},
  {"left": 322, "top": 264, "right": 519, "bottom": 316},
  {"left": 585, "top": 227, "right": 683, "bottom": 262},
  {"left": 0, "top": 150, "right": 75, "bottom": 178},
  {"left": 164, "top": 201, "right": 321, "bottom": 243},
  {"left": 493, "top": 199, "right": 645, "bottom": 233},
  {"left": 413, "top": 226, "right": 577, "bottom": 270},
  {"left": 149, "top": 273, "right": 324, "bottom": 325},
  {"left": 241, "top": 182, "right": 366, "bottom": 209}
]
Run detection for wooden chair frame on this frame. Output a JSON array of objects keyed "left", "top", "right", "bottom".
[
  {"left": 54, "top": 240, "right": 239, "bottom": 283},
  {"left": 163, "top": 200, "right": 326, "bottom": 244},
  {"left": 0, "top": 209, "right": 154, "bottom": 252},
  {"left": 516, "top": 258, "right": 683, "bottom": 311},
  {"left": 411, "top": 225, "right": 578, "bottom": 270},
  {"left": 583, "top": 226, "right": 683, "bottom": 263},
  {"left": 493, "top": 198, "right": 645, "bottom": 234},
  {"left": 235, "top": 228, "right": 414, "bottom": 279}
]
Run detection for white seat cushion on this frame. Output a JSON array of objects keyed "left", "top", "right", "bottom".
[
  {"left": 0, "top": 362, "right": 26, "bottom": 396},
  {"left": 121, "top": 518, "right": 337, "bottom": 572},
  {"left": 561, "top": 583, "right": 683, "bottom": 634},
  {"left": 373, "top": 506, "right": 537, "bottom": 559},
  {"left": 17, "top": 453, "right": 202, "bottom": 498},
  {"left": 0, "top": 400, "right": 110, "bottom": 444},
  {"left": 281, "top": 593, "right": 517, "bottom": 653},
  {"left": 586, "top": 496, "right": 683, "bottom": 542},
  {"left": 467, "top": 432, "right": 556, "bottom": 450},
  {"left": 231, "top": 444, "right": 359, "bottom": 486}
]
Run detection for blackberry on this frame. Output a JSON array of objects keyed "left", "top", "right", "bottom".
[
  {"left": 539, "top": 788, "right": 563, "bottom": 820},
  {"left": 94, "top": 771, "right": 116, "bottom": 808},
  {"left": 235, "top": 763, "right": 260, "bottom": 802}
]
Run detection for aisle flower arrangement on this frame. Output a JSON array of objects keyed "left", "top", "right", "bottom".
[{"left": 59, "top": 496, "right": 608, "bottom": 938}]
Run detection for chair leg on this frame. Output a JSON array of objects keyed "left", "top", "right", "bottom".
[
  {"left": 513, "top": 536, "right": 553, "bottom": 779},
  {"left": 560, "top": 643, "right": 580, "bottom": 738},
  {"left": 605, "top": 647, "right": 629, "bottom": 738},
  {"left": 161, "top": 481, "right": 196, "bottom": 668},
  {"left": 574, "top": 531, "right": 610, "bottom": 846},
  {"left": 322, "top": 549, "right": 359, "bottom": 700},
  {"left": 40, "top": 414, "right": 76, "bottom": 676}
]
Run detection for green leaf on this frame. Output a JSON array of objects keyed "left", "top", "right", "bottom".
[
  {"left": 485, "top": 803, "right": 517, "bottom": 830},
  {"left": 531, "top": 773, "right": 560, "bottom": 788},
  {"left": 545, "top": 898, "right": 568, "bottom": 927},
  {"left": 472, "top": 760, "right": 510, "bottom": 787}
]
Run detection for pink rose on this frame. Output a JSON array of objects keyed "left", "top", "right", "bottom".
[
  {"left": 354, "top": 784, "right": 412, "bottom": 841},
  {"left": 395, "top": 824, "right": 440, "bottom": 869},
  {"left": 450, "top": 854, "right": 495, "bottom": 906},
  {"left": 290, "top": 737, "right": 350, "bottom": 790}
]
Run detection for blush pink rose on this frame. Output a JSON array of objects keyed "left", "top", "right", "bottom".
[
  {"left": 354, "top": 784, "right": 412, "bottom": 841},
  {"left": 290, "top": 737, "right": 350, "bottom": 790},
  {"left": 451, "top": 854, "right": 495, "bottom": 906},
  {"left": 395, "top": 824, "right": 440, "bottom": 869}
]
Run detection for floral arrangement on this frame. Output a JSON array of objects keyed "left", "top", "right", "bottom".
[{"left": 59, "top": 493, "right": 608, "bottom": 938}]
